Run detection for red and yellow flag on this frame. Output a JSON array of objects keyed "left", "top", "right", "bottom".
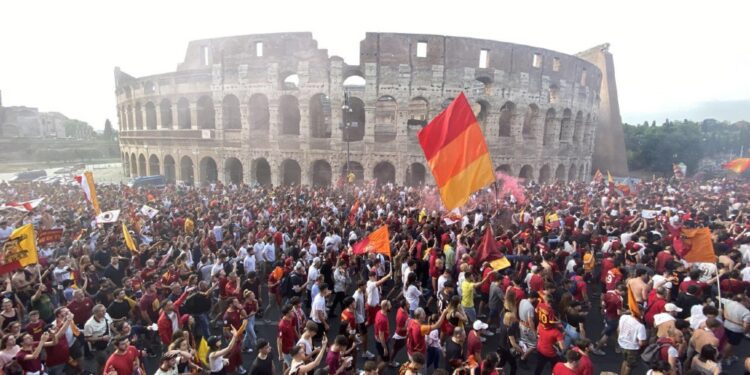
[
  {"left": 593, "top": 169, "right": 603, "bottom": 183},
  {"left": 352, "top": 225, "right": 391, "bottom": 257},
  {"left": 418, "top": 92, "right": 495, "bottom": 210},
  {"left": 627, "top": 284, "right": 641, "bottom": 319},
  {"left": 680, "top": 227, "right": 716, "bottom": 263},
  {"left": 0, "top": 224, "right": 39, "bottom": 274},
  {"left": 723, "top": 158, "right": 750, "bottom": 174}
]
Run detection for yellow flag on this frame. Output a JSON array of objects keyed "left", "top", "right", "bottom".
[
  {"left": 122, "top": 223, "right": 138, "bottom": 254},
  {"left": 197, "top": 337, "right": 209, "bottom": 365},
  {"left": 490, "top": 257, "right": 511, "bottom": 271},
  {"left": 0, "top": 224, "right": 39, "bottom": 273},
  {"left": 607, "top": 170, "right": 614, "bottom": 184}
]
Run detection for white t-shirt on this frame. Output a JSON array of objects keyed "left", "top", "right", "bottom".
[
  {"left": 404, "top": 285, "right": 421, "bottom": 311},
  {"left": 353, "top": 290, "right": 365, "bottom": 324},
  {"left": 243, "top": 254, "right": 256, "bottom": 273},
  {"left": 297, "top": 336, "right": 313, "bottom": 356},
  {"left": 741, "top": 266, "right": 750, "bottom": 282},
  {"left": 307, "top": 265, "right": 320, "bottom": 291},
  {"left": 366, "top": 280, "right": 380, "bottom": 307},
  {"left": 617, "top": 314, "right": 647, "bottom": 350},
  {"left": 311, "top": 294, "right": 327, "bottom": 323}
]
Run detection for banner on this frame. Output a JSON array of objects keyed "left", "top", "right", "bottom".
[
  {"left": 75, "top": 171, "right": 101, "bottom": 215},
  {"left": 37, "top": 228, "right": 64, "bottom": 246},
  {"left": 0, "top": 224, "right": 39, "bottom": 274},
  {"left": 0, "top": 198, "right": 45, "bottom": 212},
  {"left": 139, "top": 205, "right": 158, "bottom": 219},
  {"left": 352, "top": 225, "right": 391, "bottom": 257},
  {"left": 96, "top": 209, "right": 121, "bottom": 224},
  {"left": 122, "top": 223, "right": 139, "bottom": 254}
]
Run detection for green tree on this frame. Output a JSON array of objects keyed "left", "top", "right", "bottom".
[{"left": 103, "top": 119, "right": 114, "bottom": 140}]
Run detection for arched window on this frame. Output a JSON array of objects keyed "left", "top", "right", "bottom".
[
  {"left": 343, "top": 96, "right": 365, "bottom": 142},
  {"left": 543, "top": 108, "right": 556, "bottom": 146},
  {"left": 248, "top": 94, "right": 270, "bottom": 131},
  {"left": 177, "top": 98, "right": 191, "bottom": 129},
  {"left": 522, "top": 104, "right": 539, "bottom": 139},
  {"left": 374, "top": 96, "right": 397, "bottom": 143},
  {"left": 222, "top": 95, "right": 241, "bottom": 129},
  {"left": 134, "top": 103, "right": 143, "bottom": 129},
  {"left": 145, "top": 102, "right": 157, "bottom": 130},
  {"left": 309, "top": 94, "right": 331, "bottom": 138},
  {"left": 160, "top": 99, "right": 173, "bottom": 128},
  {"left": 279, "top": 95, "right": 300, "bottom": 135},
  {"left": 197, "top": 96, "right": 215, "bottom": 129},
  {"left": 498, "top": 102, "right": 515, "bottom": 137}
]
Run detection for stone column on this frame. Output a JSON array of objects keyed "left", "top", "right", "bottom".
[{"left": 190, "top": 103, "right": 199, "bottom": 130}]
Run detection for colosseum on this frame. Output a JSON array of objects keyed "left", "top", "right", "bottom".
[{"left": 114, "top": 32, "right": 628, "bottom": 187}]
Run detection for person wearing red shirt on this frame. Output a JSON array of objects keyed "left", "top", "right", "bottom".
[
  {"left": 478, "top": 263, "right": 496, "bottom": 317},
  {"left": 654, "top": 248, "right": 674, "bottom": 274},
  {"left": 391, "top": 300, "right": 409, "bottom": 363},
  {"left": 644, "top": 287, "right": 668, "bottom": 328},
  {"left": 222, "top": 297, "right": 246, "bottom": 373},
  {"left": 339, "top": 297, "right": 357, "bottom": 337},
  {"left": 467, "top": 320, "right": 488, "bottom": 363},
  {"left": 136, "top": 283, "right": 160, "bottom": 325},
  {"left": 552, "top": 350, "right": 581, "bottom": 375},
  {"left": 241, "top": 290, "right": 259, "bottom": 352},
  {"left": 536, "top": 291, "right": 559, "bottom": 329},
  {"left": 572, "top": 340, "right": 594, "bottom": 375},
  {"left": 406, "top": 308, "right": 448, "bottom": 359},
  {"left": 276, "top": 304, "right": 298, "bottom": 371},
  {"left": 605, "top": 267, "right": 623, "bottom": 292},
  {"left": 374, "top": 300, "right": 393, "bottom": 366},
  {"left": 67, "top": 289, "right": 95, "bottom": 328},
  {"left": 103, "top": 336, "right": 142, "bottom": 375},
  {"left": 600, "top": 256, "right": 615, "bottom": 286},
  {"left": 15, "top": 331, "right": 54, "bottom": 374},
  {"left": 529, "top": 267, "right": 544, "bottom": 294},
  {"left": 156, "top": 288, "right": 189, "bottom": 345},
  {"left": 595, "top": 286, "right": 624, "bottom": 352},
  {"left": 536, "top": 325, "right": 564, "bottom": 375}
]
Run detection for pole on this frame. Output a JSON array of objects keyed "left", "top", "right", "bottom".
[{"left": 716, "top": 268, "right": 723, "bottom": 314}]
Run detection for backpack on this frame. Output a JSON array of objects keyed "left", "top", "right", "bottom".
[
  {"left": 640, "top": 339, "right": 670, "bottom": 365},
  {"left": 279, "top": 273, "right": 293, "bottom": 298}
]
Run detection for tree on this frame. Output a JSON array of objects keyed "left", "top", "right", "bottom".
[{"left": 103, "top": 119, "right": 114, "bottom": 140}]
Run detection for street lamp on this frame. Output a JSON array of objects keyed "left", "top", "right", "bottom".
[{"left": 341, "top": 92, "right": 354, "bottom": 183}]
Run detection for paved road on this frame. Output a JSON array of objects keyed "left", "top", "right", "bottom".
[{"left": 138, "top": 283, "right": 750, "bottom": 375}]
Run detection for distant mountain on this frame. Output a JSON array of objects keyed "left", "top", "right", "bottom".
[{"left": 624, "top": 100, "right": 750, "bottom": 124}]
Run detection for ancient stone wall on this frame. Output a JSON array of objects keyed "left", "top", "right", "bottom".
[{"left": 116, "top": 32, "right": 606, "bottom": 186}]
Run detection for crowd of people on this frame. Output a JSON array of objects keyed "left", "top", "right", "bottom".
[{"left": 0, "top": 174, "right": 750, "bottom": 375}]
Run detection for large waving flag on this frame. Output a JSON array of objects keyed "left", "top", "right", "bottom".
[
  {"left": 592, "top": 169, "right": 603, "bottom": 183},
  {"left": 0, "top": 198, "right": 44, "bottom": 212},
  {"left": 0, "top": 224, "right": 39, "bottom": 274},
  {"left": 477, "top": 226, "right": 511, "bottom": 270},
  {"left": 352, "top": 225, "right": 391, "bottom": 257},
  {"left": 418, "top": 92, "right": 495, "bottom": 210},
  {"left": 122, "top": 223, "right": 139, "bottom": 254},
  {"left": 75, "top": 171, "right": 101, "bottom": 215},
  {"left": 678, "top": 227, "right": 716, "bottom": 263},
  {"left": 723, "top": 158, "right": 750, "bottom": 174}
]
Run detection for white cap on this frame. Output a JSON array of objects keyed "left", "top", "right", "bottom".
[
  {"left": 665, "top": 303, "right": 683, "bottom": 313},
  {"left": 472, "top": 320, "right": 489, "bottom": 331}
]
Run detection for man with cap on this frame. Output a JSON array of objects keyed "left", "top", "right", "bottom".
[
  {"left": 654, "top": 303, "right": 683, "bottom": 338},
  {"left": 467, "top": 320, "right": 489, "bottom": 363},
  {"left": 154, "top": 352, "right": 178, "bottom": 375}
]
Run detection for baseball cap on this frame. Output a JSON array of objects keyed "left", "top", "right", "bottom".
[
  {"left": 664, "top": 303, "right": 683, "bottom": 313},
  {"left": 472, "top": 320, "right": 489, "bottom": 331}
]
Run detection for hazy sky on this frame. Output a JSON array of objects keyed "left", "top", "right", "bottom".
[{"left": 1, "top": 0, "right": 748, "bottom": 129}]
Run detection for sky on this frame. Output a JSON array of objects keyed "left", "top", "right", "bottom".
[{"left": 0, "top": 0, "right": 748, "bottom": 129}]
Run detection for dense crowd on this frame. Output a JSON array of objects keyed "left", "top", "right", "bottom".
[{"left": 0, "top": 175, "right": 750, "bottom": 375}]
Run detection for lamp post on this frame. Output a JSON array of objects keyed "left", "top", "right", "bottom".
[{"left": 341, "top": 92, "right": 353, "bottom": 183}]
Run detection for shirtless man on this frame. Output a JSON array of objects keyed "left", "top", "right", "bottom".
[{"left": 626, "top": 268, "right": 650, "bottom": 307}]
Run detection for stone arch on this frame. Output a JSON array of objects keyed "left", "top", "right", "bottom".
[
  {"left": 138, "top": 154, "right": 147, "bottom": 177},
  {"left": 473, "top": 76, "right": 492, "bottom": 97},
  {"left": 143, "top": 81, "right": 156, "bottom": 94},
  {"left": 311, "top": 160, "right": 332, "bottom": 187},
  {"left": 148, "top": 154, "right": 160, "bottom": 175},
  {"left": 560, "top": 109, "right": 572, "bottom": 141},
  {"left": 373, "top": 161, "right": 396, "bottom": 185},
  {"left": 199, "top": 156, "right": 218, "bottom": 183},
  {"left": 496, "top": 164, "right": 512, "bottom": 175},
  {"left": 579, "top": 165, "right": 585, "bottom": 180},
  {"left": 130, "top": 154, "right": 137, "bottom": 176},
  {"left": 279, "top": 95, "right": 300, "bottom": 135},
  {"left": 309, "top": 93, "right": 331, "bottom": 138},
  {"left": 343, "top": 96, "right": 365, "bottom": 142},
  {"left": 498, "top": 101, "right": 515, "bottom": 137},
  {"left": 160, "top": 99, "right": 173, "bottom": 128},
  {"left": 583, "top": 113, "right": 593, "bottom": 150},
  {"left": 568, "top": 163, "right": 577, "bottom": 181},
  {"left": 573, "top": 111, "right": 584, "bottom": 144},
  {"left": 197, "top": 96, "right": 215, "bottom": 129},
  {"left": 145, "top": 102, "right": 157, "bottom": 130},
  {"left": 519, "top": 165, "right": 534, "bottom": 180},
  {"left": 180, "top": 156, "right": 194, "bottom": 184},
  {"left": 405, "top": 163, "right": 426, "bottom": 186},
  {"left": 543, "top": 108, "right": 556, "bottom": 146},
  {"left": 374, "top": 96, "right": 397, "bottom": 143},
  {"left": 522, "top": 104, "right": 539, "bottom": 139},
  {"left": 342, "top": 74, "right": 365, "bottom": 88},
  {"left": 539, "top": 164, "right": 551, "bottom": 184},
  {"left": 224, "top": 157, "right": 243, "bottom": 185},
  {"left": 135, "top": 102, "right": 143, "bottom": 130},
  {"left": 123, "top": 152, "right": 130, "bottom": 177},
  {"left": 280, "top": 159, "right": 302, "bottom": 186},
  {"left": 222, "top": 95, "right": 242, "bottom": 130},
  {"left": 281, "top": 73, "right": 299, "bottom": 90},
  {"left": 163, "top": 155, "right": 176, "bottom": 182},
  {"left": 120, "top": 106, "right": 129, "bottom": 130},
  {"left": 252, "top": 158, "right": 271, "bottom": 186},
  {"left": 177, "top": 98, "right": 191, "bottom": 129},
  {"left": 126, "top": 105, "right": 134, "bottom": 130},
  {"left": 555, "top": 164, "right": 566, "bottom": 182},
  {"left": 248, "top": 94, "right": 270, "bottom": 131},
  {"left": 342, "top": 162, "right": 364, "bottom": 182},
  {"left": 407, "top": 97, "right": 429, "bottom": 127}
]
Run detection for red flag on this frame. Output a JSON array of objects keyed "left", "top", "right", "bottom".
[
  {"left": 352, "top": 225, "right": 391, "bottom": 257},
  {"left": 476, "top": 226, "right": 504, "bottom": 264},
  {"left": 723, "top": 158, "right": 750, "bottom": 174}
]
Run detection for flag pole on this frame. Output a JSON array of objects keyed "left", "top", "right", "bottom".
[{"left": 716, "top": 268, "right": 723, "bottom": 314}]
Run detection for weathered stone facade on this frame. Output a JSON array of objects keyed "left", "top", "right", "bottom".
[{"left": 115, "top": 32, "right": 616, "bottom": 186}]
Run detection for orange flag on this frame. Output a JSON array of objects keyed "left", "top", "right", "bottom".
[
  {"left": 723, "top": 158, "right": 750, "bottom": 174},
  {"left": 680, "top": 227, "right": 716, "bottom": 263},
  {"left": 352, "top": 225, "right": 391, "bottom": 257},
  {"left": 627, "top": 284, "right": 641, "bottom": 319},
  {"left": 418, "top": 92, "right": 495, "bottom": 210},
  {"left": 593, "top": 169, "right": 603, "bottom": 183}
]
